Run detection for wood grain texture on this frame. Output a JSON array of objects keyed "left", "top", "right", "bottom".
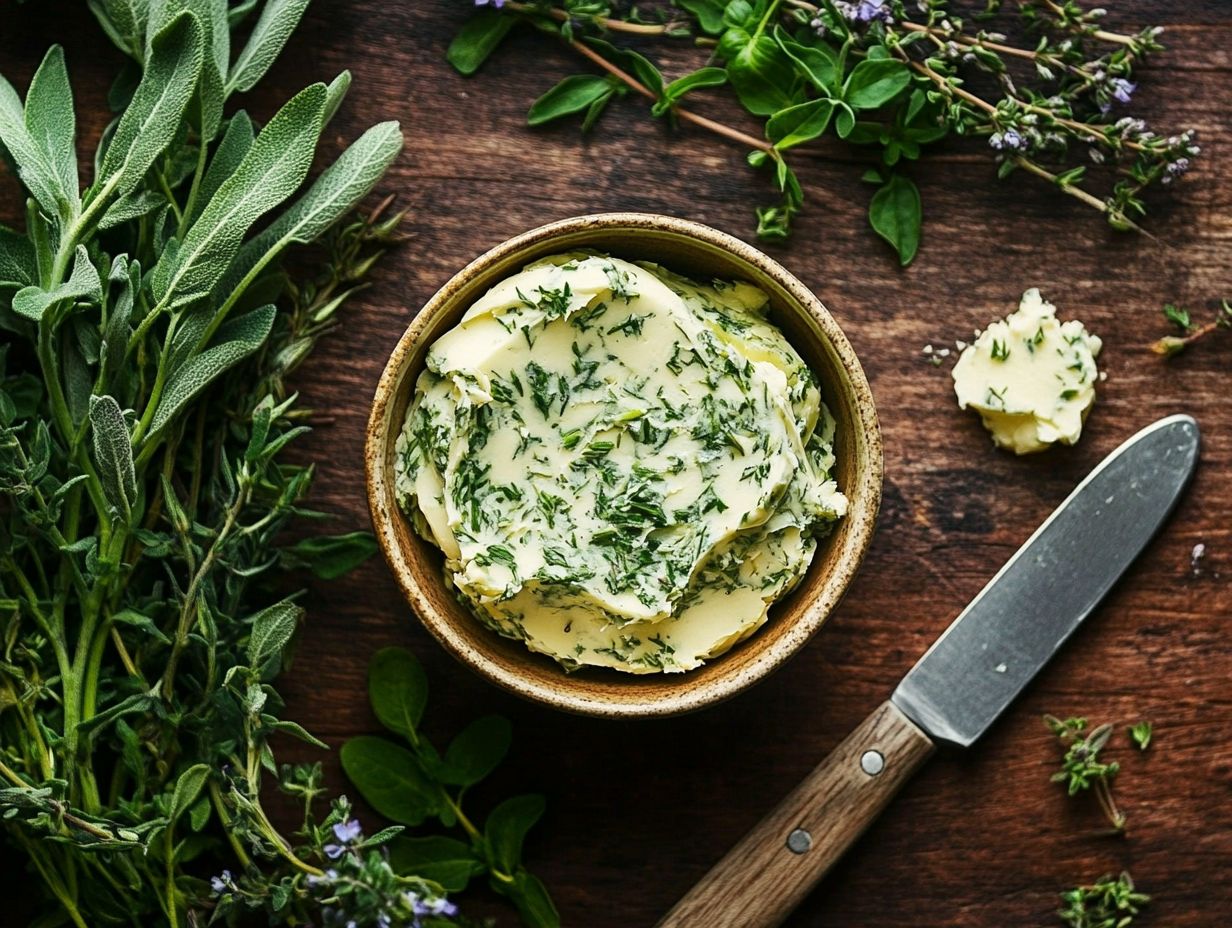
[
  {"left": 659, "top": 702, "right": 935, "bottom": 928},
  {"left": 1, "top": 1, "right": 1230, "bottom": 926}
]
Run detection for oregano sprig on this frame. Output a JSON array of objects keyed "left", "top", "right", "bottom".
[
  {"left": 342, "top": 647, "right": 561, "bottom": 928},
  {"left": 448, "top": 0, "right": 1198, "bottom": 264}
]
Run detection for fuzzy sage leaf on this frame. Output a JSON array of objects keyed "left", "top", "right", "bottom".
[
  {"left": 226, "top": 0, "right": 311, "bottom": 95},
  {"left": 88, "top": 394, "right": 137, "bottom": 517}
]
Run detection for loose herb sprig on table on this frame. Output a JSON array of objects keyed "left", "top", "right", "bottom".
[
  {"left": 342, "top": 647, "right": 560, "bottom": 928},
  {"left": 1045, "top": 715, "right": 1130, "bottom": 832},
  {"left": 448, "top": 0, "right": 1198, "bottom": 263},
  {"left": 0, "top": 2, "right": 431, "bottom": 925},
  {"left": 1151, "top": 299, "right": 1231, "bottom": 357},
  {"left": 1059, "top": 871, "right": 1150, "bottom": 928}
]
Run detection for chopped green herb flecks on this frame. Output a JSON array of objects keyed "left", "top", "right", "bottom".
[{"left": 395, "top": 255, "right": 847, "bottom": 674}]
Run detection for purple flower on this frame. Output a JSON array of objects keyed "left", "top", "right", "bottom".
[
  {"left": 210, "top": 871, "right": 233, "bottom": 895},
  {"left": 333, "top": 819, "right": 363, "bottom": 843},
  {"left": 474, "top": 0, "right": 505, "bottom": 6},
  {"left": 989, "top": 129, "right": 1025, "bottom": 152},
  {"left": 406, "top": 891, "right": 459, "bottom": 918},
  {"left": 323, "top": 843, "right": 346, "bottom": 859},
  {"left": 1167, "top": 157, "right": 1190, "bottom": 176},
  {"left": 1110, "top": 78, "right": 1136, "bottom": 105},
  {"left": 834, "top": 0, "right": 892, "bottom": 23}
]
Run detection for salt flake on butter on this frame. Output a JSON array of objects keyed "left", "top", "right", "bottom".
[{"left": 952, "top": 289, "right": 1102, "bottom": 455}]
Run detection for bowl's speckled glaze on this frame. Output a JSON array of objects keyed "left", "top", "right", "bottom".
[{"left": 366, "top": 214, "right": 882, "bottom": 717}]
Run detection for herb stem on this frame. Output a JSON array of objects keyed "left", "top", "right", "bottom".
[
  {"left": 504, "top": 0, "right": 676, "bottom": 34},
  {"left": 568, "top": 39, "right": 772, "bottom": 153}
]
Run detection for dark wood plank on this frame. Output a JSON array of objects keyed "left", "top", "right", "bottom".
[{"left": 2, "top": 1, "right": 1229, "bottom": 925}]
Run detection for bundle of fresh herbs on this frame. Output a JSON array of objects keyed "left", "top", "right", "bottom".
[
  {"left": 448, "top": 0, "right": 1199, "bottom": 264},
  {"left": 0, "top": 1, "right": 442, "bottom": 924}
]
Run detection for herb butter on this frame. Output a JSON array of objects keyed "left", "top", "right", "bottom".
[
  {"left": 952, "top": 289, "right": 1102, "bottom": 454},
  {"left": 394, "top": 254, "right": 847, "bottom": 673}
]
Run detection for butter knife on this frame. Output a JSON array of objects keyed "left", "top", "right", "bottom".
[{"left": 658, "top": 414, "right": 1200, "bottom": 928}]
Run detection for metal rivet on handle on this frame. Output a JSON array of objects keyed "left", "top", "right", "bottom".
[
  {"left": 860, "top": 750, "right": 885, "bottom": 776},
  {"left": 786, "top": 828, "right": 812, "bottom": 854}
]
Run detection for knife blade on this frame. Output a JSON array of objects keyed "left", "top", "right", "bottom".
[
  {"left": 658, "top": 414, "right": 1200, "bottom": 928},
  {"left": 893, "top": 413, "right": 1200, "bottom": 747}
]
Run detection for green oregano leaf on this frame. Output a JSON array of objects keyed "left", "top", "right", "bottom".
[
  {"left": 438, "top": 715, "right": 513, "bottom": 787},
  {"left": 484, "top": 794, "right": 545, "bottom": 874},
  {"left": 527, "top": 75, "right": 613, "bottom": 127},
  {"left": 340, "top": 737, "right": 442, "bottom": 826},
  {"left": 387, "top": 835, "right": 486, "bottom": 892},
  {"left": 843, "top": 58, "right": 911, "bottom": 110},
  {"left": 868, "top": 172, "right": 921, "bottom": 266},
  {"left": 447, "top": 10, "right": 516, "bottom": 76},
  {"left": 766, "top": 98, "right": 834, "bottom": 150},
  {"left": 368, "top": 646, "right": 428, "bottom": 742}
]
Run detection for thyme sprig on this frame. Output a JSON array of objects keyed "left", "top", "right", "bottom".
[
  {"left": 1151, "top": 300, "right": 1231, "bottom": 357},
  {"left": 1058, "top": 871, "right": 1150, "bottom": 928},
  {"left": 1044, "top": 715, "right": 1125, "bottom": 832},
  {"left": 449, "top": 0, "right": 1197, "bottom": 263}
]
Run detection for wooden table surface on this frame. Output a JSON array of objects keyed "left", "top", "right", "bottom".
[{"left": 4, "top": 1, "right": 1230, "bottom": 925}]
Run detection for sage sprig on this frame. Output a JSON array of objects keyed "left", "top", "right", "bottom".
[
  {"left": 343, "top": 647, "right": 561, "bottom": 928},
  {"left": 448, "top": 0, "right": 1198, "bottom": 264},
  {"left": 0, "top": 2, "right": 412, "bottom": 925}
]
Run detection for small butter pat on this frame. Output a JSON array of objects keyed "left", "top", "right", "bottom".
[{"left": 952, "top": 289, "right": 1102, "bottom": 454}]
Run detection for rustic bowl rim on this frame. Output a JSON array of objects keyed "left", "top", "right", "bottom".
[{"left": 366, "top": 213, "right": 882, "bottom": 717}]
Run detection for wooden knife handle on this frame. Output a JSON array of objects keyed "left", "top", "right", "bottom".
[{"left": 657, "top": 700, "right": 935, "bottom": 928}]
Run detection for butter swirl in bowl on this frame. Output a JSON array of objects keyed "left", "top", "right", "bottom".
[{"left": 368, "top": 215, "right": 880, "bottom": 716}]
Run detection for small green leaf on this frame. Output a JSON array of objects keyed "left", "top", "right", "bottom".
[
  {"left": 368, "top": 646, "right": 428, "bottom": 742},
  {"left": 226, "top": 0, "right": 311, "bottom": 95},
  {"left": 438, "top": 715, "right": 512, "bottom": 787},
  {"left": 503, "top": 868, "right": 561, "bottom": 928},
  {"left": 340, "top": 736, "right": 442, "bottom": 826},
  {"left": 388, "top": 835, "right": 486, "bottom": 892},
  {"left": 12, "top": 245, "right": 101, "bottom": 321},
  {"left": 103, "top": 11, "right": 205, "bottom": 197},
  {"left": 89, "top": 395, "right": 137, "bottom": 516},
  {"left": 1128, "top": 721, "right": 1152, "bottom": 751},
  {"left": 580, "top": 88, "right": 616, "bottom": 133},
  {"left": 844, "top": 58, "right": 911, "bottom": 110},
  {"left": 25, "top": 46, "right": 79, "bottom": 213},
  {"left": 147, "top": 304, "right": 275, "bottom": 436},
  {"left": 584, "top": 38, "right": 663, "bottom": 97},
  {"left": 726, "top": 33, "right": 797, "bottom": 116},
  {"left": 652, "top": 67, "right": 727, "bottom": 116},
  {"left": 246, "top": 599, "right": 302, "bottom": 666},
  {"left": 485, "top": 793, "right": 545, "bottom": 873},
  {"left": 168, "top": 764, "right": 211, "bottom": 824},
  {"left": 675, "top": 0, "right": 726, "bottom": 34},
  {"left": 111, "top": 608, "right": 170, "bottom": 644},
  {"left": 775, "top": 29, "right": 839, "bottom": 93},
  {"left": 283, "top": 531, "right": 378, "bottom": 580},
  {"left": 869, "top": 173, "right": 921, "bottom": 266},
  {"left": 766, "top": 98, "right": 834, "bottom": 149},
  {"left": 447, "top": 11, "right": 516, "bottom": 76},
  {"left": 527, "top": 75, "right": 614, "bottom": 127}
]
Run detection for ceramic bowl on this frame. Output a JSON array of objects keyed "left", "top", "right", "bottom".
[{"left": 366, "top": 213, "right": 882, "bottom": 717}]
